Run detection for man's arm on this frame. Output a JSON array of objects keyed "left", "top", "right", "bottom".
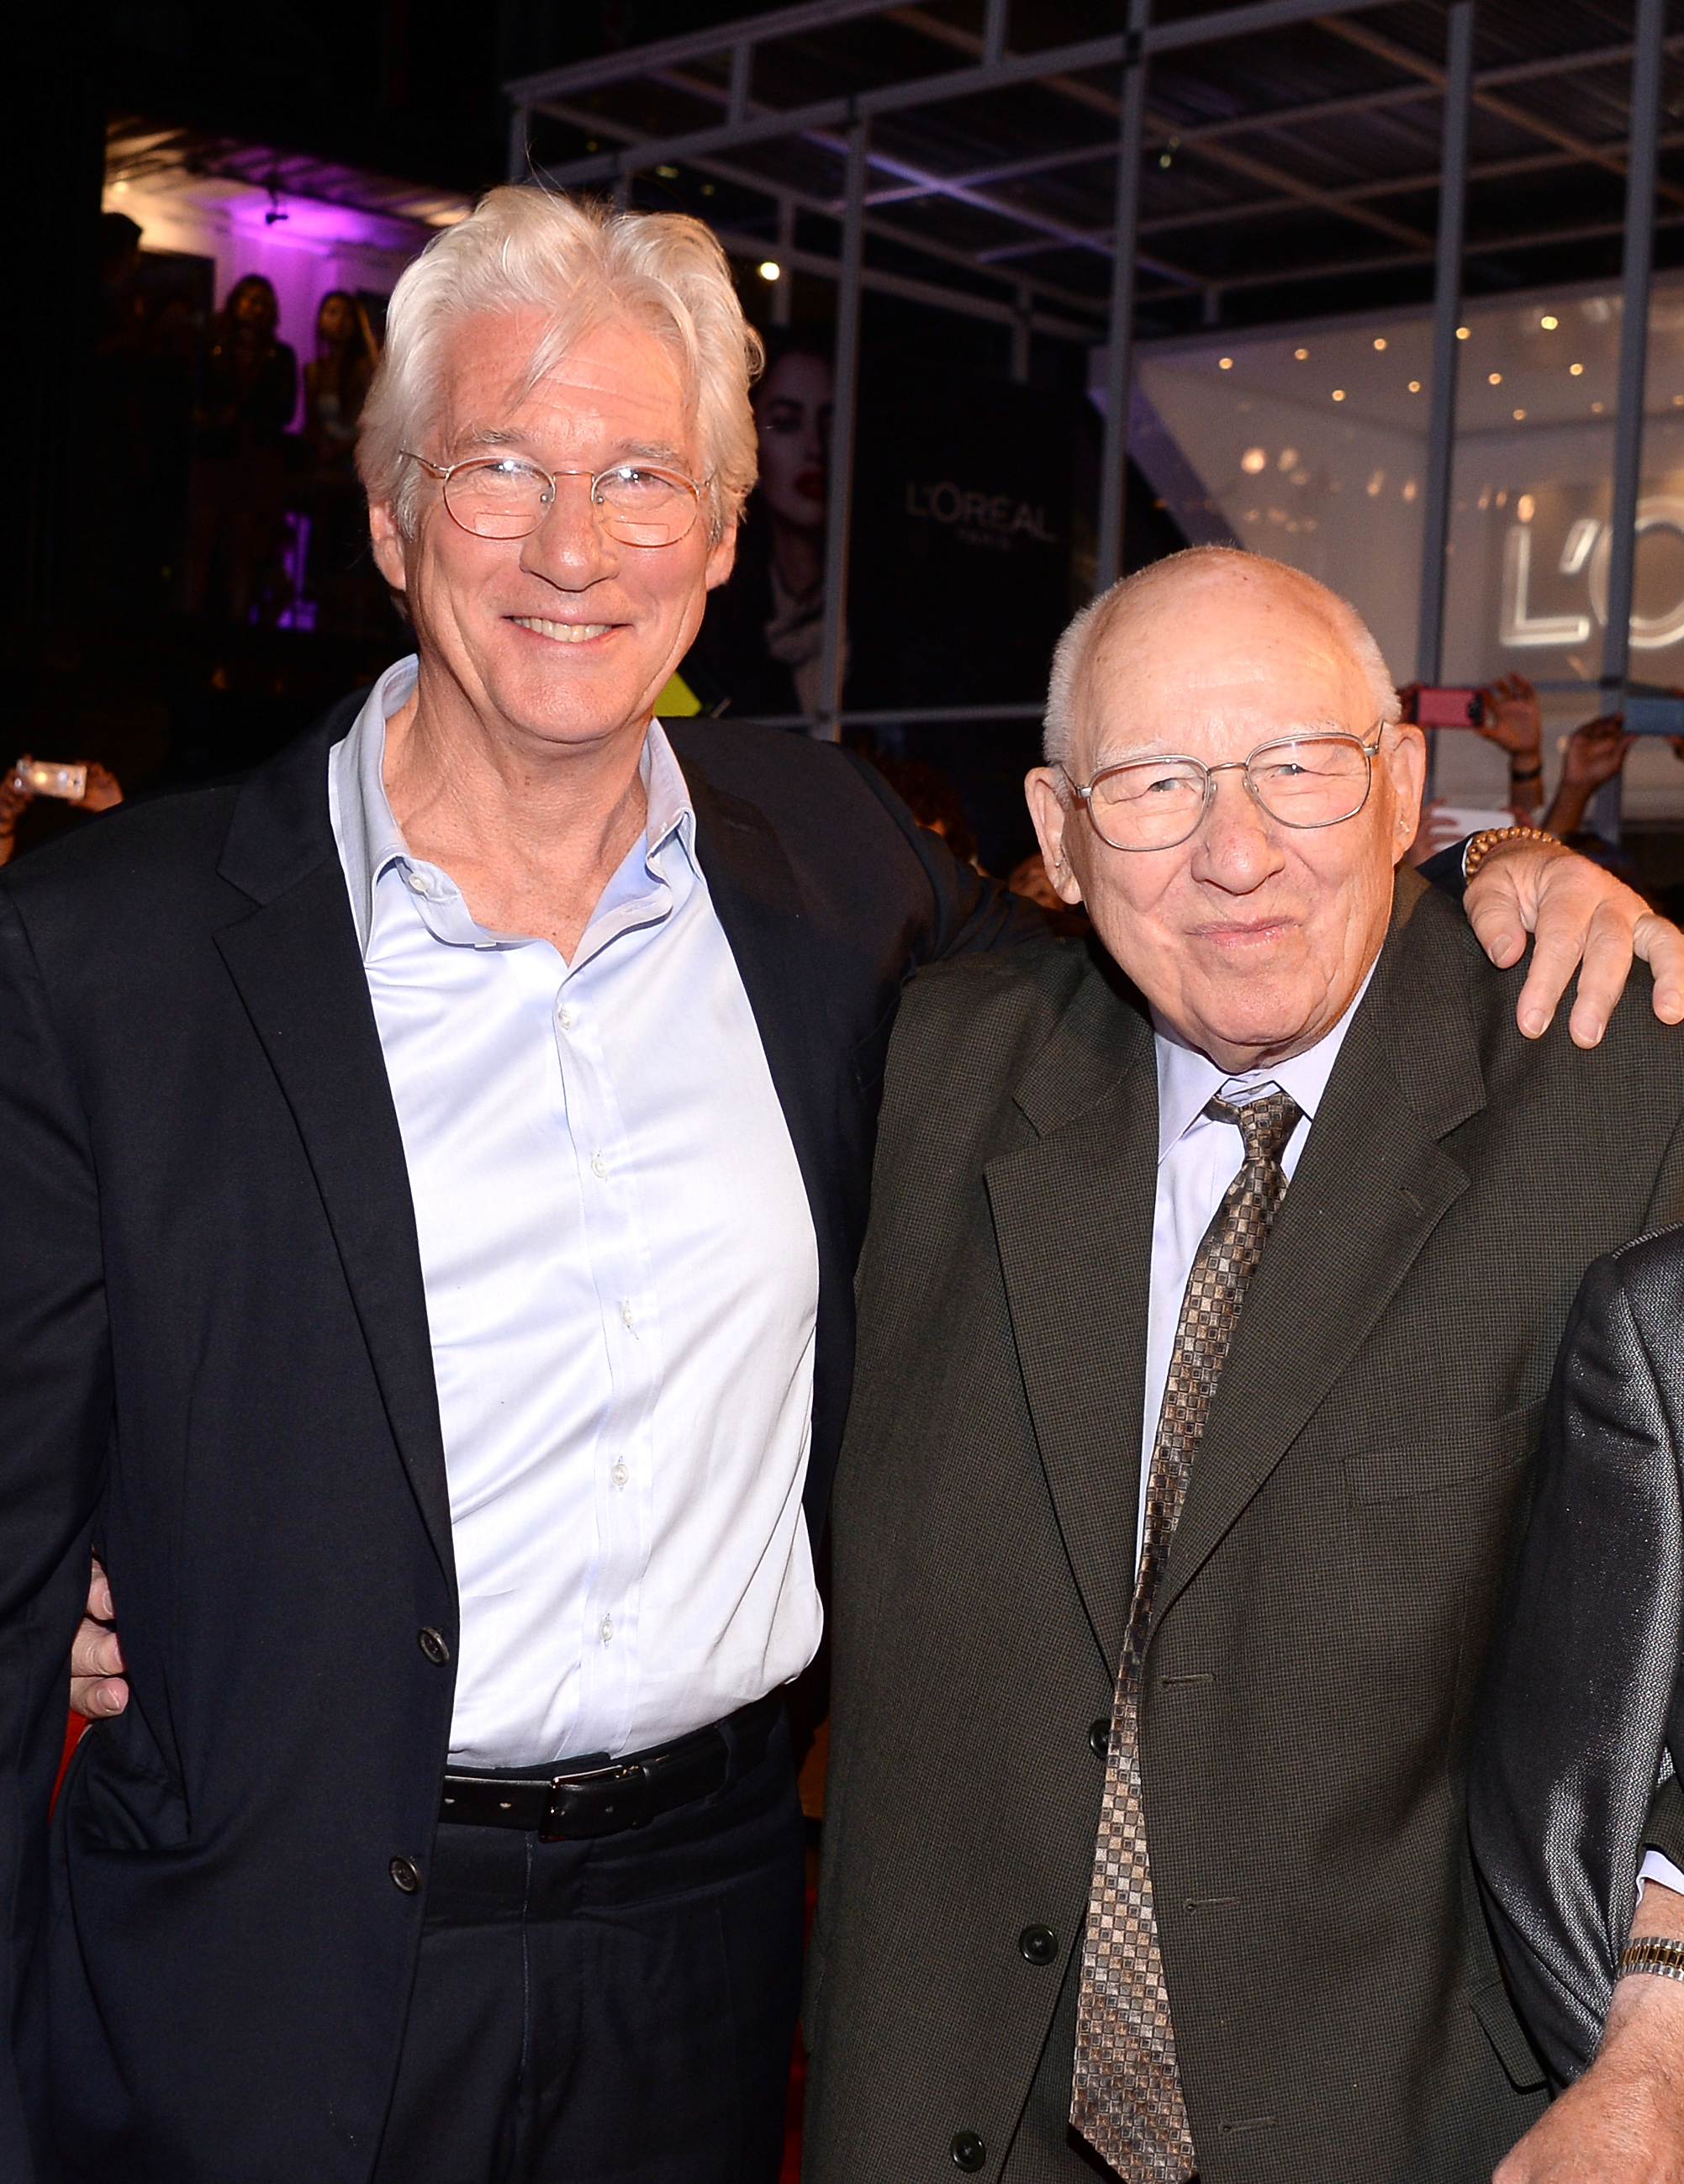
[
  {"left": 837, "top": 750, "right": 1048, "bottom": 965},
  {"left": 1495, "top": 1882, "right": 1684, "bottom": 2183},
  {"left": 0, "top": 887, "right": 113, "bottom": 2174},
  {"left": 1475, "top": 1242, "right": 1684, "bottom": 2182},
  {"left": 1426, "top": 831, "right": 1684, "bottom": 1048}
]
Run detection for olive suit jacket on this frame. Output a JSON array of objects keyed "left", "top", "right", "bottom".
[{"left": 803, "top": 866, "right": 1684, "bottom": 2184}]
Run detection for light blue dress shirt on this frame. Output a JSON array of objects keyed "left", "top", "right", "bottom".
[{"left": 328, "top": 657, "right": 821, "bottom": 1767}]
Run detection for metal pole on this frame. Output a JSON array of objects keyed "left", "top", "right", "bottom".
[
  {"left": 1095, "top": 0, "right": 1151, "bottom": 593},
  {"left": 728, "top": 42, "right": 753, "bottom": 127},
  {"left": 816, "top": 118, "right": 868, "bottom": 740},
  {"left": 773, "top": 197, "right": 794, "bottom": 327},
  {"left": 1416, "top": 0, "right": 1473, "bottom": 697},
  {"left": 508, "top": 102, "right": 531, "bottom": 184},
  {"left": 1011, "top": 282, "right": 1031, "bottom": 382},
  {"left": 983, "top": 0, "right": 1010, "bottom": 66},
  {"left": 1595, "top": 0, "right": 1666, "bottom": 844}
]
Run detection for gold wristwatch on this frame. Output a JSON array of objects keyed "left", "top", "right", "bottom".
[{"left": 1619, "top": 1935, "right": 1684, "bottom": 1983}]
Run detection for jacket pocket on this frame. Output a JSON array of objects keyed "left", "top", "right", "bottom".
[
  {"left": 65, "top": 1713, "right": 191, "bottom": 1854},
  {"left": 1469, "top": 1973, "right": 1549, "bottom": 2092},
  {"left": 1343, "top": 1399, "right": 1545, "bottom": 1506}
]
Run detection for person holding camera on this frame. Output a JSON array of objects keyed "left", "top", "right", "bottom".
[{"left": 0, "top": 757, "right": 123, "bottom": 868}]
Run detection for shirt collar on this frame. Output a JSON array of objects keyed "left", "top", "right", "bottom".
[
  {"left": 1153, "top": 954, "right": 1380, "bottom": 1163},
  {"left": 327, "top": 654, "right": 697, "bottom": 958}
]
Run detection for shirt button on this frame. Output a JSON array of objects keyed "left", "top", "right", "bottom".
[
  {"left": 417, "top": 1627, "right": 451, "bottom": 1665},
  {"left": 389, "top": 1855, "right": 423, "bottom": 1894},
  {"left": 610, "top": 1462, "right": 630, "bottom": 1489},
  {"left": 404, "top": 869, "right": 430, "bottom": 895},
  {"left": 591, "top": 1153, "right": 608, "bottom": 1179},
  {"left": 599, "top": 1615, "right": 614, "bottom": 1645},
  {"left": 620, "top": 1300, "right": 636, "bottom": 1329},
  {"left": 557, "top": 1005, "right": 575, "bottom": 1029}
]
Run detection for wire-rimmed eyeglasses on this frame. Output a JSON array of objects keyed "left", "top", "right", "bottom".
[
  {"left": 400, "top": 450, "right": 709, "bottom": 548},
  {"left": 1064, "top": 731, "right": 1384, "bottom": 852}
]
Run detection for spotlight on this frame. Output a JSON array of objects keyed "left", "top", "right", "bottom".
[{"left": 758, "top": 261, "right": 782, "bottom": 282}]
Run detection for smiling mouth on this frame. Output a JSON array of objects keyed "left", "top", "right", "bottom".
[
  {"left": 1196, "top": 919, "right": 1296, "bottom": 945},
  {"left": 509, "top": 617, "right": 615, "bottom": 643}
]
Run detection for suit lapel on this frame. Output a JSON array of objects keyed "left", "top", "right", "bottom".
[
  {"left": 1153, "top": 879, "right": 1485, "bottom": 1631},
  {"left": 676, "top": 761, "right": 835, "bottom": 1221},
  {"left": 986, "top": 964, "right": 1159, "bottom": 1665},
  {"left": 215, "top": 727, "right": 455, "bottom": 1585},
  {"left": 673, "top": 753, "right": 864, "bottom": 1533}
]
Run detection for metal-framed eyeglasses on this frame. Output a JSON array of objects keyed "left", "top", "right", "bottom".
[
  {"left": 400, "top": 450, "right": 710, "bottom": 548},
  {"left": 1064, "top": 731, "right": 1385, "bottom": 852}
]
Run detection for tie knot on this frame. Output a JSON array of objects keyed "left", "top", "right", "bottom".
[{"left": 1204, "top": 1088, "right": 1302, "bottom": 1168}]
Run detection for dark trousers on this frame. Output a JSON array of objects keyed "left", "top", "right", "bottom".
[{"left": 372, "top": 1710, "right": 805, "bottom": 2184}]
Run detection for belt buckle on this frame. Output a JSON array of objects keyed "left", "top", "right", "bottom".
[{"left": 541, "top": 1759, "right": 652, "bottom": 1841}]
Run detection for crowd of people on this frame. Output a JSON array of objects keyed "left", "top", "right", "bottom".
[
  {"left": 1407, "top": 671, "right": 1684, "bottom": 889},
  {"left": 95, "top": 213, "right": 390, "bottom": 630},
  {"left": 11, "top": 183, "right": 1684, "bottom": 2184}
]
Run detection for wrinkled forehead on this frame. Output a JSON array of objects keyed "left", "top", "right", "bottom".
[
  {"left": 1077, "top": 574, "right": 1374, "bottom": 770},
  {"left": 434, "top": 306, "right": 695, "bottom": 449}
]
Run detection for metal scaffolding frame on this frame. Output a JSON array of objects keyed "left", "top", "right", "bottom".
[{"left": 507, "top": 0, "right": 1675, "bottom": 765}]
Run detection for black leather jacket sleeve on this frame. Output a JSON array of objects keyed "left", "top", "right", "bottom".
[{"left": 1469, "top": 1227, "right": 1684, "bottom": 2083}]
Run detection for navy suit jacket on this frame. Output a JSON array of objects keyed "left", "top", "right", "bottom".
[{"left": 0, "top": 699, "right": 1028, "bottom": 2181}]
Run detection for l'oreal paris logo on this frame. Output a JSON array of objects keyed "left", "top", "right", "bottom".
[{"left": 905, "top": 479, "right": 1058, "bottom": 547}]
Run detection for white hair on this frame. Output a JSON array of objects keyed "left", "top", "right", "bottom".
[
  {"left": 1043, "top": 546, "right": 1402, "bottom": 772},
  {"left": 359, "top": 185, "right": 763, "bottom": 545}
]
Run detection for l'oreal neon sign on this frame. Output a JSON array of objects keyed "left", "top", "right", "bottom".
[{"left": 1503, "top": 497, "right": 1684, "bottom": 652}]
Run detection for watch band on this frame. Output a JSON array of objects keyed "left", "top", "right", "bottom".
[
  {"left": 1619, "top": 1935, "right": 1684, "bottom": 1983},
  {"left": 1463, "top": 824, "right": 1555, "bottom": 878}
]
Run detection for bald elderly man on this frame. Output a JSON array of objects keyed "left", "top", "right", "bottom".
[{"left": 800, "top": 547, "right": 1684, "bottom": 2184}]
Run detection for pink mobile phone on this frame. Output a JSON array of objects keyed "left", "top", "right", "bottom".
[
  {"left": 1412, "top": 686, "right": 1485, "bottom": 729},
  {"left": 16, "top": 759, "right": 87, "bottom": 802}
]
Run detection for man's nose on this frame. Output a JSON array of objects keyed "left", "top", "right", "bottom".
[
  {"left": 520, "top": 475, "right": 619, "bottom": 584},
  {"left": 1192, "top": 765, "right": 1277, "bottom": 883}
]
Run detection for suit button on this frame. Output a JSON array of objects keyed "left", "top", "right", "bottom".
[
  {"left": 1019, "top": 1923, "right": 1058, "bottom": 1965},
  {"left": 1089, "top": 1717, "right": 1111, "bottom": 1759},
  {"left": 418, "top": 1627, "right": 451, "bottom": 1665},
  {"left": 389, "top": 1855, "right": 423, "bottom": 1894},
  {"left": 950, "top": 2130, "right": 986, "bottom": 2172}
]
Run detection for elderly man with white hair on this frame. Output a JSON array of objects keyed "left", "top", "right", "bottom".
[
  {"left": 801, "top": 547, "right": 1684, "bottom": 2184},
  {"left": 0, "top": 190, "right": 1671, "bottom": 2184}
]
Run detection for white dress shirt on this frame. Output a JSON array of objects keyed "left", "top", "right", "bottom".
[
  {"left": 1139, "top": 969, "right": 1374, "bottom": 1571},
  {"left": 328, "top": 657, "right": 822, "bottom": 1767}
]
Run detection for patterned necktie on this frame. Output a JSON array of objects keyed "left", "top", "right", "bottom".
[{"left": 1070, "top": 1088, "right": 1303, "bottom": 2181}]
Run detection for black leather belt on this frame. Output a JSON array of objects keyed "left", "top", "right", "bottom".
[{"left": 438, "top": 1692, "right": 782, "bottom": 1841}]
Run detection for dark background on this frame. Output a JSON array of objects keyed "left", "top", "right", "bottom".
[{"left": 1, "top": 2, "right": 1201, "bottom": 877}]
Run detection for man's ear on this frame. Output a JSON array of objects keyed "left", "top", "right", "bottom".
[
  {"left": 1025, "top": 768, "right": 1085, "bottom": 906},
  {"left": 705, "top": 519, "right": 738, "bottom": 593},
  {"left": 368, "top": 502, "right": 409, "bottom": 596},
  {"left": 1383, "top": 721, "right": 1428, "bottom": 858}
]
